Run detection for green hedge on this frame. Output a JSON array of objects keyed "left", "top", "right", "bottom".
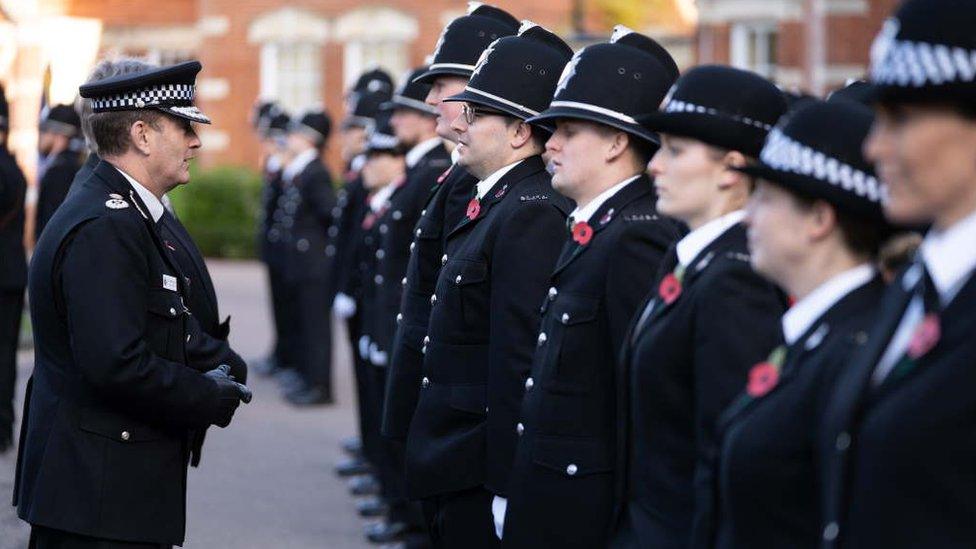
[{"left": 168, "top": 165, "right": 262, "bottom": 259}]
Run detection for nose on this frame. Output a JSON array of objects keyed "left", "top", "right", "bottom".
[
  {"left": 187, "top": 127, "right": 201, "bottom": 150},
  {"left": 425, "top": 88, "right": 439, "bottom": 107},
  {"left": 450, "top": 111, "right": 467, "bottom": 135},
  {"left": 545, "top": 133, "right": 561, "bottom": 155},
  {"left": 863, "top": 120, "right": 884, "bottom": 165},
  {"left": 648, "top": 148, "right": 666, "bottom": 176}
]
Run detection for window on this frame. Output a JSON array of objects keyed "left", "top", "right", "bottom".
[
  {"left": 342, "top": 40, "right": 407, "bottom": 90},
  {"left": 335, "top": 7, "right": 417, "bottom": 89},
  {"left": 730, "top": 22, "right": 778, "bottom": 79},
  {"left": 260, "top": 42, "right": 322, "bottom": 114}
]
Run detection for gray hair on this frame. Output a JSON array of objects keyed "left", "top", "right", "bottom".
[{"left": 78, "top": 57, "right": 157, "bottom": 154}]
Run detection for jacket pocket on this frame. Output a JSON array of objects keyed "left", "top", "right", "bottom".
[
  {"left": 446, "top": 259, "right": 488, "bottom": 326},
  {"left": 79, "top": 407, "right": 167, "bottom": 442},
  {"left": 547, "top": 294, "right": 601, "bottom": 394},
  {"left": 532, "top": 435, "right": 613, "bottom": 478},
  {"left": 448, "top": 384, "right": 487, "bottom": 416},
  {"left": 146, "top": 288, "right": 185, "bottom": 358}
]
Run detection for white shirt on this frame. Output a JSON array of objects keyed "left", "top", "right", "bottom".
[
  {"left": 873, "top": 207, "right": 976, "bottom": 384},
  {"left": 569, "top": 175, "right": 640, "bottom": 224},
  {"left": 406, "top": 137, "right": 443, "bottom": 169},
  {"left": 781, "top": 264, "right": 876, "bottom": 345},
  {"left": 116, "top": 167, "right": 164, "bottom": 223},
  {"left": 675, "top": 210, "right": 747, "bottom": 267},
  {"left": 368, "top": 180, "right": 398, "bottom": 213},
  {"left": 282, "top": 148, "right": 318, "bottom": 183},
  {"left": 475, "top": 159, "right": 524, "bottom": 200},
  {"left": 450, "top": 147, "right": 462, "bottom": 165}
]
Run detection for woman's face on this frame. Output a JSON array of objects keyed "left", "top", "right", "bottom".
[
  {"left": 649, "top": 135, "right": 729, "bottom": 227},
  {"left": 745, "top": 180, "right": 815, "bottom": 287}
]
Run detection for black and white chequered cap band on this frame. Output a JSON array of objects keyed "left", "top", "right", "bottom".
[
  {"left": 90, "top": 84, "right": 195, "bottom": 111},
  {"left": 760, "top": 128, "right": 886, "bottom": 203},
  {"left": 368, "top": 132, "right": 399, "bottom": 150},
  {"left": 664, "top": 99, "right": 773, "bottom": 131},
  {"left": 870, "top": 38, "right": 976, "bottom": 88}
]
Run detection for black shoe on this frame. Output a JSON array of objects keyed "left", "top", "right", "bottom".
[
  {"left": 252, "top": 356, "right": 279, "bottom": 377},
  {"left": 275, "top": 369, "right": 306, "bottom": 392},
  {"left": 357, "top": 497, "right": 390, "bottom": 518},
  {"left": 348, "top": 475, "right": 381, "bottom": 496},
  {"left": 285, "top": 385, "right": 334, "bottom": 407},
  {"left": 335, "top": 457, "right": 374, "bottom": 477},
  {"left": 366, "top": 521, "right": 409, "bottom": 544},
  {"left": 341, "top": 436, "right": 363, "bottom": 456}
]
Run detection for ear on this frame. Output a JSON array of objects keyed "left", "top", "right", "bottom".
[
  {"left": 606, "top": 131, "right": 629, "bottom": 164},
  {"left": 509, "top": 120, "right": 534, "bottom": 150},
  {"left": 717, "top": 149, "right": 749, "bottom": 190},
  {"left": 807, "top": 199, "right": 838, "bottom": 243},
  {"left": 129, "top": 120, "right": 152, "bottom": 156}
]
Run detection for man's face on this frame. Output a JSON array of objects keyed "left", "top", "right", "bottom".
[
  {"left": 340, "top": 126, "right": 367, "bottom": 162},
  {"left": 865, "top": 104, "right": 976, "bottom": 227},
  {"left": 425, "top": 76, "right": 467, "bottom": 142},
  {"left": 744, "top": 180, "right": 814, "bottom": 286},
  {"left": 146, "top": 115, "right": 200, "bottom": 189},
  {"left": 361, "top": 151, "right": 404, "bottom": 190},
  {"left": 391, "top": 108, "right": 436, "bottom": 149},
  {"left": 546, "top": 119, "right": 617, "bottom": 200},
  {"left": 649, "top": 134, "right": 728, "bottom": 226},
  {"left": 450, "top": 102, "right": 515, "bottom": 179}
]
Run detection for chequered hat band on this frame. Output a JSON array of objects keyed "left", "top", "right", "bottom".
[
  {"left": 369, "top": 132, "right": 399, "bottom": 150},
  {"left": 760, "top": 128, "right": 886, "bottom": 203},
  {"left": 664, "top": 99, "right": 773, "bottom": 131},
  {"left": 90, "top": 84, "right": 195, "bottom": 112},
  {"left": 871, "top": 39, "right": 976, "bottom": 88}
]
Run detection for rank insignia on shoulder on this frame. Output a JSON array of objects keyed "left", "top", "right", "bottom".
[
  {"left": 495, "top": 184, "right": 509, "bottom": 199},
  {"left": 519, "top": 194, "right": 549, "bottom": 202},
  {"left": 623, "top": 213, "right": 658, "bottom": 222},
  {"left": 725, "top": 251, "right": 751, "bottom": 263},
  {"left": 105, "top": 196, "right": 129, "bottom": 209},
  {"left": 599, "top": 208, "right": 615, "bottom": 226}
]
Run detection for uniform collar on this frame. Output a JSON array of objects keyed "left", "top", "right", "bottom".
[
  {"left": 676, "top": 209, "right": 746, "bottom": 267},
  {"left": 115, "top": 167, "right": 164, "bottom": 223},
  {"left": 781, "top": 263, "right": 876, "bottom": 345},
  {"left": 569, "top": 175, "right": 640, "bottom": 224},
  {"left": 406, "top": 137, "right": 443, "bottom": 168},
  {"left": 283, "top": 148, "right": 318, "bottom": 182},
  {"left": 920, "top": 207, "right": 976, "bottom": 305},
  {"left": 475, "top": 159, "right": 524, "bottom": 200}
]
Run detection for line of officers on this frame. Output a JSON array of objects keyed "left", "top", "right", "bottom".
[{"left": 255, "top": 1, "right": 976, "bottom": 547}]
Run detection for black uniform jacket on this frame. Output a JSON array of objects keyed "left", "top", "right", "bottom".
[
  {"left": 257, "top": 165, "right": 283, "bottom": 265},
  {"left": 337, "top": 178, "right": 371, "bottom": 305},
  {"left": 0, "top": 147, "right": 27, "bottom": 290},
  {"left": 35, "top": 149, "right": 82, "bottom": 240},
  {"left": 368, "top": 144, "right": 451, "bottom": 361},
  {"left": 404, "top": 155, "right": 573, "bottom": 499},
  {"left": 279, "top": 158, "right": 336, "bottom": 282},
  {"left": 693, "top": 276, "right": 884, "bottom": 549},
  {"left": 615, "top": 223, "right": 787, "bottom": 549},
  {"left": 13, "top": 161, "right": 223, "bottom": 545},
  {"left": 381, "top": 162, "right": 477, "bottom": 439},
  {"left": 360, "top": 178, "right": 408, "bottom": 355},
  {"left": 819, "top": 262, "right": 976, "bottom": 549},
  {"left": 502, "top": 176, "right": 684, "bottom": 548},
  {"left": 325, "top": 176, "right": 367, "bottom": 301}
]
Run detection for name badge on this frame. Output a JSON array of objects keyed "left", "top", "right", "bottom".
[{"left": 162, "top": 274, "right": 178, "bottom": 291}]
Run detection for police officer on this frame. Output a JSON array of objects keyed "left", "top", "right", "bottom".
[
  {"left": 0, "top": 83, "right": 27, "bottom": 453},
  {"left": 819, "top": 1, "right": 976, "bottom": 546},
  {"left": 611, "top": 66, "right": 789, "bottom": 548},
  {"left": 13, "top": 60, "right": 251, "bottom": 548},
  {"left": 500, "top": 26, "right": 684, "bottom": 548},
  {"left": 694, "top": 98, "right": 890, "bottom": 548},
  {"left": 404, "top": 23, "right": 573, "bottom": 547},
  {"left": 277, "top": 109, "right": 337, "bottom": 406},
  {"left": 381, "top": 2, "right": 518, "bottom": 453},
  {"left": 35, "top": 103, "right": 83, "bottom": 240}
]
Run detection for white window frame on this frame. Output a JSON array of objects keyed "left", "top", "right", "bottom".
[{"left": 730, "top": 21, "right": 779, "bottom": 79}]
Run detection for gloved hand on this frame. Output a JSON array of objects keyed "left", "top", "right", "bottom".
[
  {"left": 369, "top": 345, "right": 388, "bottom": 367},
  {"left": 333, "top": 292, "right": 357, "bottom": 319},
  {"left": 492, "top": 495, "right": 507, "bottom": 540},
  {"left": 204, "top": 365, "right": 252, "bottom": 428}
]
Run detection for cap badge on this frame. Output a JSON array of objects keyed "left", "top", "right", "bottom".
[
  {"left": 471, "top": 43, "right": 497, "bottom": 77},
  {"left": 554, "top": 51, "right": 582, "bottom": 97}
]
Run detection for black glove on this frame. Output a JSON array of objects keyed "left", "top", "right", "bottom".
[{"left": 204, "top": 365, "right": 252, "bottom": 428}]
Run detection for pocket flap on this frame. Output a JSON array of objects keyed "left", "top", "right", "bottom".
[
  {"left": 532, "top": 435, "right": 612, "bottom": 477},
  {"left": 450, "top": 260, "right": 488, "bottom": 286},
  {"left": 147, "top": 288, "right": 184, "bottom": 319},
  {"left": 447, "top": 384, "right": 487, "bottom": 415},
  {"left": 415, "top": 219, "right": 442, "bottom": 241},
  {"left": 553, "top": 295, "right": 600, "bottom": 326},
  {"left": 79, "top": 408, "right": 165, "bottom": 442}
]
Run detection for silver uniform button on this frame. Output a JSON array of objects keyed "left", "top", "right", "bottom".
[
  {"left": 396, "top": 313, "right": 403, "bottom": 324},
  {"left": 561, "top": 313, "right": 570, "bottom": 324},
  {"left": 169, "top": 307, "right": 177, "bottom": 316},
  {"left": 392, "top": 210, "right": 403, "bottom": 220},
  {"left": 430, "top": 294, "right": 437, "bottom": 305},
  {"left": 835, "top": 432, "right": 851, "bottom": 452},
  {"left": 416, "top": 228, "right": 422, "bottom": 237},
  {"left": 421, "top": 209, "right": 427, "bottom": 216},
  {"left": 410, "top": 242, "right": 416, "bottom": 252},
  {"left": 525, "top": 377, "right": 534, "bottom": 390},
  {"left": 375, "top": 275, "right": 384, "bottom": 285},
  {"left": 566, "top": 464, "right": 578, "bottom": 476},
  {"left": 823, "top": 522, "right": 839, "bottom": 542},
  {"left": 423, "top": 336, "right": 430, "bottom": 345},
  {"left": 441, "top": 254, "right": 448, "bottom": 265},
  {"left": 516, "top": 423, "right": 524, "bottom": 435},
  {"left": 379, "top": 224, "right": 388, "bottom": 234},
  {"left": 455, "top": 275, "right": 462, "bottom": 284},
  {"left": 537, "top": 332, "right": 547, "bottom": 346},
  {"left": 548, "top": 287, "right": 558, "bottom": 301},
  {"left": 401, "top": 277, "right": 408, "bottom": 286},
  {"left": 328, "top": 226, "right": 339, "bottom": 237},
  {"left": 121, "top": 431, "right": 131, "bottom": 441},
  {"left": 421, "top": 377, "right": 430, "bottom": 388},
  {"left": 376, "top": 249, "right": 385, "bottom": 259},
  {"left": 325, "top": 245, "right": 336, "bottom": 256}
]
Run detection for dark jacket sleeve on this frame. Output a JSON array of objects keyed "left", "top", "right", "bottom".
[
  {"left": 60, "top": 215, "right": 219, "bottom": 429},
  {"left": 183, "top": 314, "right": 247, "bottom": 383},
  {"left": 485, "top": 201, "right": 567, "bottom": 496},
  {"left": 301, "top": 164, "right": 337, "bottom": 227},
  {"left": 36, "top": 160, "right": 77, "bottom": 237}
]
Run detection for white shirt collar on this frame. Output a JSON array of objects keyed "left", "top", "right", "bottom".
[
  {"left": 676, "top": 209, "right": 746, "bottom": 267},
  {"left": 283, "top": 148, "right": 319, "bottom": 183},
  {"left": 570, "top": 175, "right": 640, "bottom": 224},
  {"left": 368, "top": 180, "right": 399, "bottom": 213},
  {"left": 476, "top": 159, "right": 524, "bottom": 200},
  {"left": 115, "top": 167, "right": 164, "bottom": 223},
  {"left": 781, "top": 264, "right": 876, "bottom": 345},
  {"left": 450, "top": 147, "right": 462, "bottom": 164},
  {"left": 406, "top": 137, "right": 443, "bottom": 169},
  {"left": 920, "top": 207, "right": 976, "bottom": 304}
]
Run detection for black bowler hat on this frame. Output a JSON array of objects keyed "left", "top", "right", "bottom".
[
  {"left": 639, "top": 65, "right": 787, "bottom": 157},
  {"left": 444, "top": 22, "right": 573, "bottom": 121},
  {"left": 257, "top": 104, "right": 290, "bottom": 138},
  {"left": 528, "top": 25, "right": 679, "bottom": 144},
  {"left": 827, "top": 80, "right": 873, "bottom": 106},
  {"left": 866, "top": 0, "right": 976, "bottom": 105},
  {"left": 291, "top": 110, "right": 332, "bottom": 147},
  {"left": 365, "top": 110, "right": 402, "bottom": 154},
  {"left": 352, "top": 68, "right": 394, "bottom": 96},
  {"left": 78, "top": 60, "right": 211, "bottom": 124},
  {"left": 736, "top": 100, "right": 887, "bottom": 220},
  {"left": 251, "top": 100, "right": 277, "bottom": 129},
  {"left": 0, "top": 84, "right": 8, "bottom": 130},
  {"left": 41, "top": 104, "right": 81, "bottom": 136},
  {"left": 413, "top": 2, "right": 520, "bottom": 84},
  {"left": 382, "top": 66, "right": 437, "bottom": 116},
  {"left": 343, "top": 89, "right": 391, "bottom": 130}
]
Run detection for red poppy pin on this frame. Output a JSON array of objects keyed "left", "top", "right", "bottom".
[
  {"left": 164, "top": 240, "right": 176, "bottom": 252},
  {"left": 572, "top": 221, "right": 593, "bottom": 246},
  {"left": 658, "top": 268, "right": 685, "bottom": 305},
  {"left": 746, "top": 345, "right": 787, "bottom": 398},
  {"left": 362, "top": 212, "right": 376, "bottom": 230},
  {"left": 466, "top": 198, "right": 481, "bottom": 220},
  {"left": 494, "top": 183, "right": 509, "bottom": 199},
  {"left": 907, "top": 313, "right": 941, "bottom": 360}
]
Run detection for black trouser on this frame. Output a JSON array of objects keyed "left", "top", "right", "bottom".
[
  {"left": 29, "top": 526, "right": 171, "bottom": 549},
  {"left": 0, "top": 289, "right": 24, "bottom": 444},
  {"left": 421, "top": 486, "right": 499, "bottom": 549},
  {"left": 264, "top": 263, "right": 283, "bottom": 366},
  {"left": 347, "top": 311, "right": 375, "bottom": 464},
  {"left": 384, "top": 434, "right": 426, "bottom": 531},
  {"left": 294, "top": 276, "right": 332, "bottom": 392},
  {"left": 268, "top": 267, "right": 298, "bottom": 372}
]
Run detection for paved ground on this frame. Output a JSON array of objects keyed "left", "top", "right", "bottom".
[{"left": 1, "top": 260, "right": 373, "bottom": 548}]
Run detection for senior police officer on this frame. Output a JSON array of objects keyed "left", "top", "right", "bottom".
[
  {"left": 819, "top": 1, "right": 976, "bottom": 546},
  {"left": 35, "top": 103, "right": 83, "bottom": 241},
  {"left": 13, "top": 61, "right": 251, "bottom": 548},
  {"left": 404, "top": 22, "right": 573, "bottom": 547},
  {"left": 500, "top": 26, "right": 685, "bottom": 548}
]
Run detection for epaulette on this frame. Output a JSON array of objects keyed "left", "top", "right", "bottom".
[
  {"left": 519, "top": 194, "right": 550, "bottom": 202},
  {"left": 623, "top": 213, "right": 659, "bottom": 222},
  {"left": 724, "top": 251, "right": 751, "bottom": 263}
]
